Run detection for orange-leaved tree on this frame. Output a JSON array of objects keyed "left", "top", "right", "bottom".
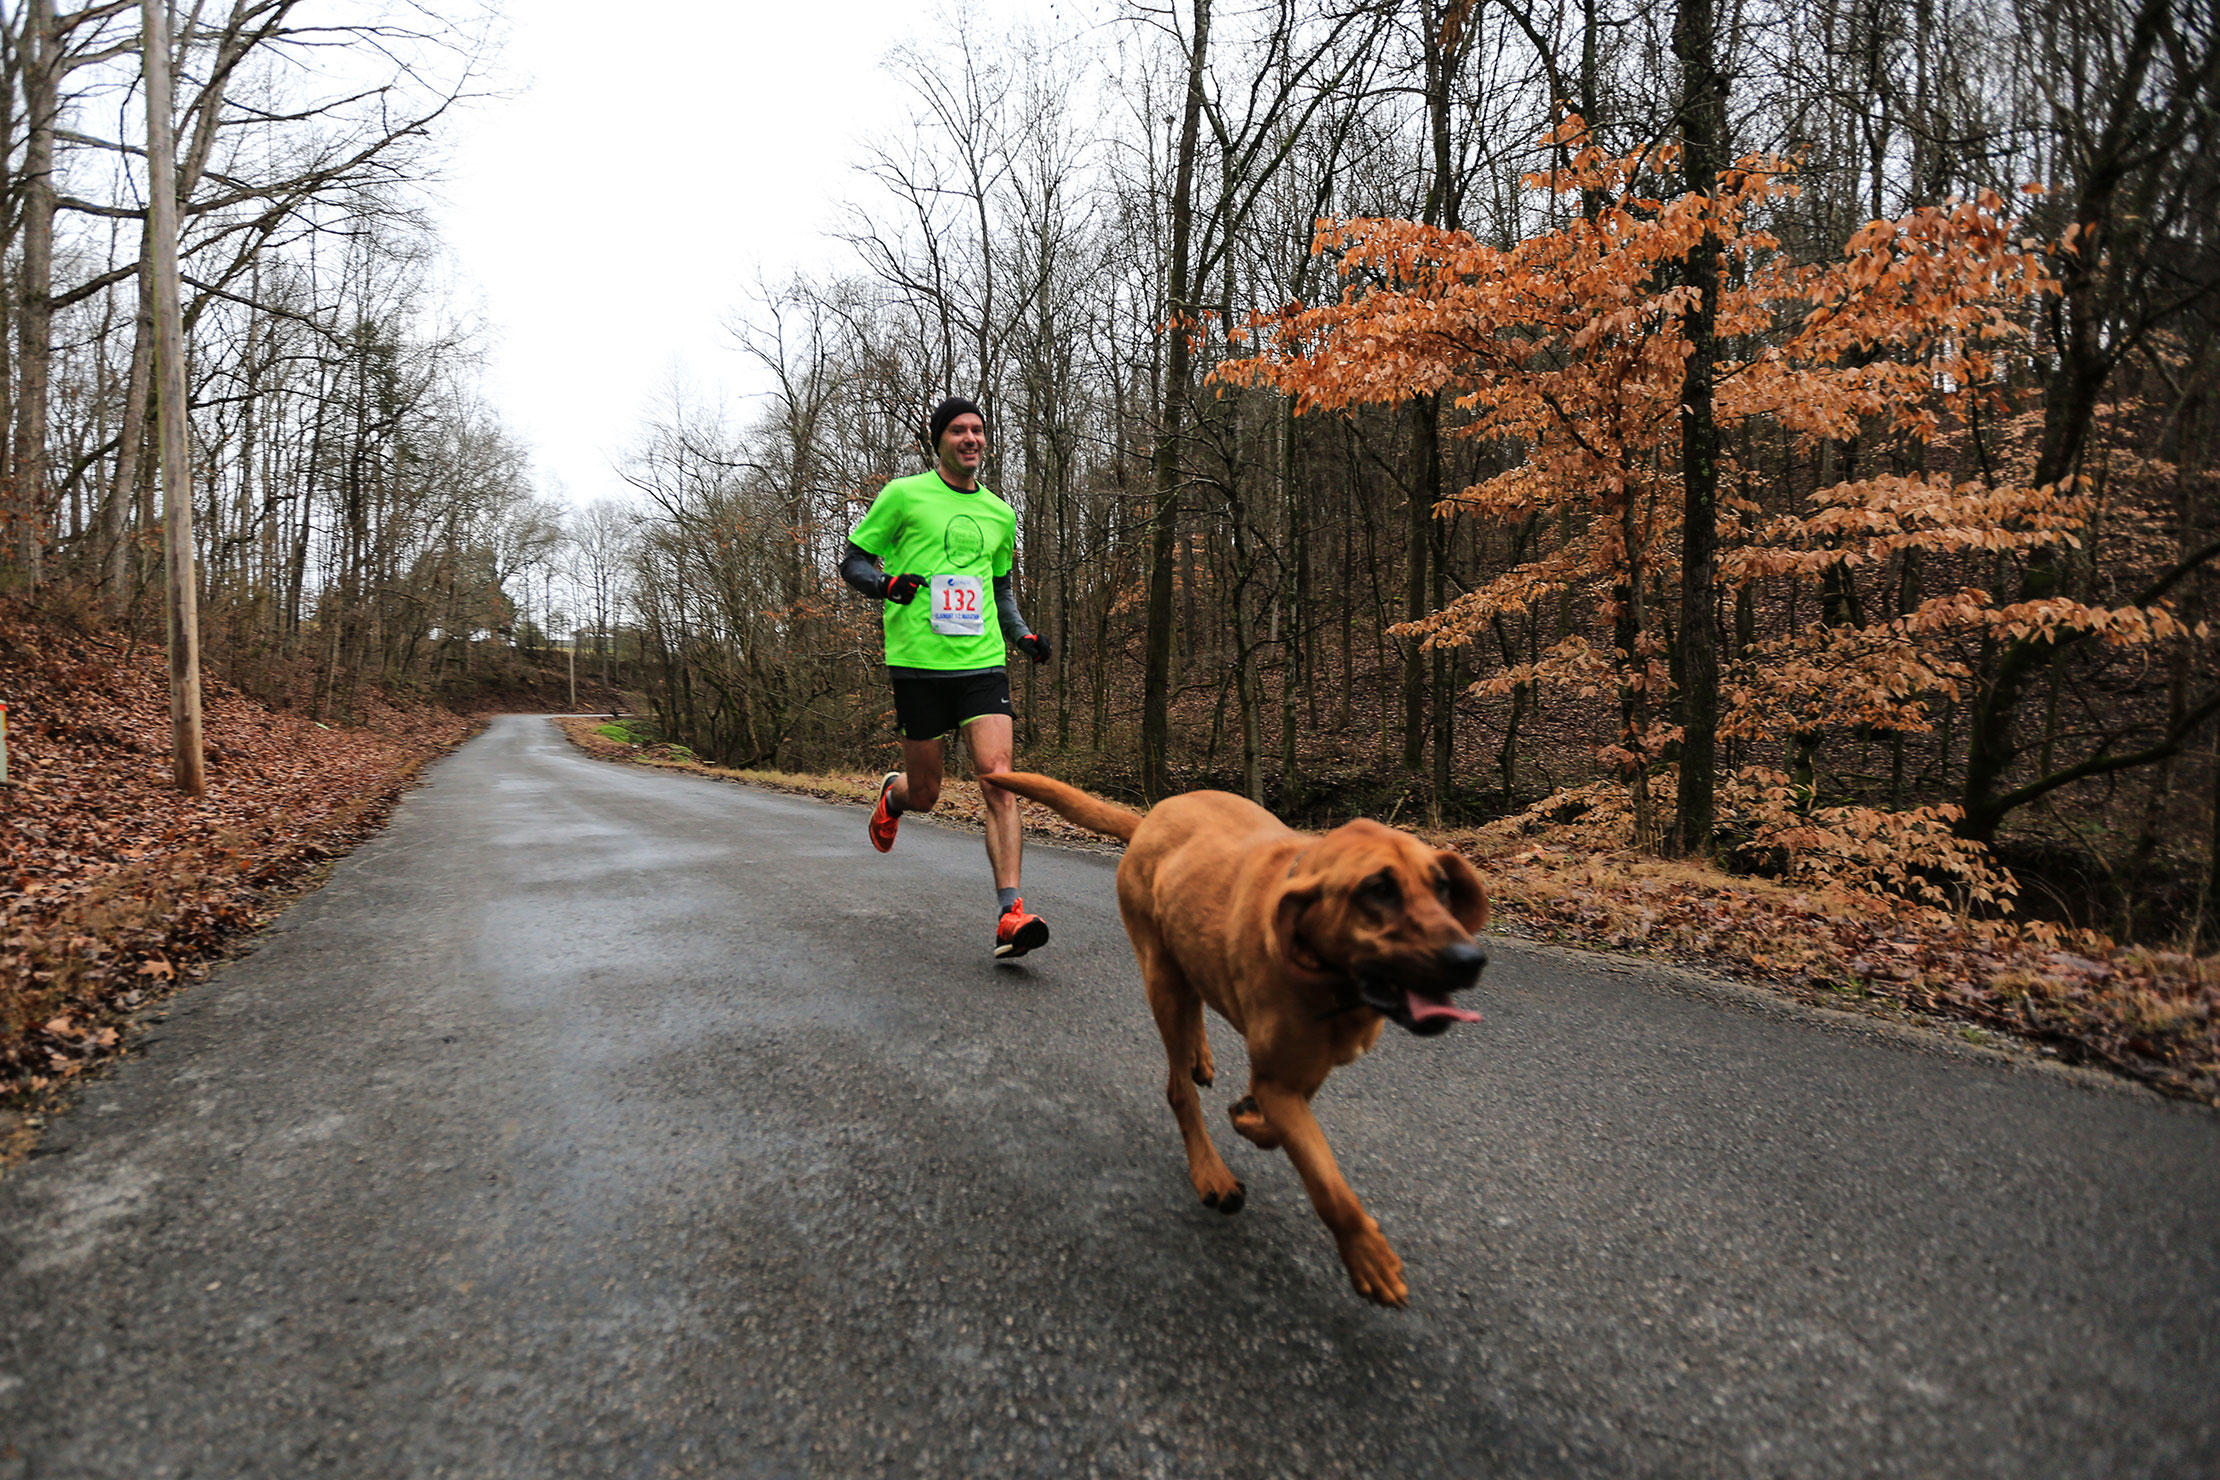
[{"left": 1217, "top": 123, "right": 2196, "bottom": 910}]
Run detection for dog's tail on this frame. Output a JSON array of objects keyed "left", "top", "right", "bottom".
[{"left": 983, "top": 771, "right": 1144, "bottom": 843}]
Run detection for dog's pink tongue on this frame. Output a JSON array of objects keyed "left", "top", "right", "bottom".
[{"left": 1406, "top": 990, "right": 1482, "bottom": 1026}]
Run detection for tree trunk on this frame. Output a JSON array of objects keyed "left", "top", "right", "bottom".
[
  {"left": 2202, "top": 745, "right": 2220, "bottom": 954},
  {"left": 1410, "top": 1, "right": 1464, "bottom": 803},
  {"left": 1404, "top": 397, "right": 1432, "bottom": 775},
  {"left": 1671, "top": 0, "right": 1725, "bottom": 856},
  {"left": 1617, "top": 493, "right": 1655, "bottom": 852},
  {"left": 1958, "top": 0, "right": 2184, "bottom": 842},
  {"left": 110, "top": 6, "right": 252, "bottom": 605},
  {"left": 10, "top": 0, "right": 56, "bottom": 586},
  {"left": 104, "top": 242, "right": 156, "bottom": 601},
  {"left": 1431, "top": 515, "right": 1455, "bottom": 825},
  {"left": 1235, "top": 599, "right": 1262, "bottom": 803},
  {"left": 1139, "top": 0, "right": 1210, "bottom": 801},
  {"left": 146, "top": 0, "right": 204, "bottom": 796},
  {"left": 1279, "top": 394, "right": 1301, "bottom": 789}
]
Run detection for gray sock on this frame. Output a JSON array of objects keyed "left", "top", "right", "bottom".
[{"left": 997, "top": 886, "right": 1021, "bottom": 913}]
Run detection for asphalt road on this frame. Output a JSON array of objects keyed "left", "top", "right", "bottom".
[{"left": 3, "top": 715, "right": 2216, "bottom": 1479}]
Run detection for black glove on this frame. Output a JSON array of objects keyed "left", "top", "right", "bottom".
[
  {"left": 883, "top": 572, "right": 926, "bottom": 604},
  {"left": 1016, "top": 632, "right": 1052, "bottom": 663}
]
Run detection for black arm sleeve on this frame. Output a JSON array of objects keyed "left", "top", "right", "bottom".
[
  {"left": 993, "top": 574, "right": 1032, "bottom": 641},
  {"left": 839, "top": 541, "right": 887, "bottom": 600}
]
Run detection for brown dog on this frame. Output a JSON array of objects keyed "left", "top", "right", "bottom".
[{"left": 981, "top": 772, "right": 1489, "bottom": 1305}]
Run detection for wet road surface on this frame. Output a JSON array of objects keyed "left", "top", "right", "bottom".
[{"left": 3, "top": 715, "right": 2216, "bottom": 1477}]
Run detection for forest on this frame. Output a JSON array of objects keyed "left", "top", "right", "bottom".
[{"left": 1, "top": 0, "right": 2215, "bottom": 963}]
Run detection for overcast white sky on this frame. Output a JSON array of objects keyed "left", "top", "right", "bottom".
[{"left": 431, "top": 0, "right": 1087, "bottom": 507}]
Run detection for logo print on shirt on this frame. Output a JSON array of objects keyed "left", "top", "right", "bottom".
[{"left": 943, "top": 514, "right": 986, "bottom": 565}]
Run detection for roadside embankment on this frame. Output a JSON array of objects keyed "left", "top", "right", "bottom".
[{"left": 1, "top": 608, "right": 478, "bottom": 1149}]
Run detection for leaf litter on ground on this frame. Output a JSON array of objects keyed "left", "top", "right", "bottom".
[{"left": 1, "top": 607, "right": 477, "bottom": 1153}]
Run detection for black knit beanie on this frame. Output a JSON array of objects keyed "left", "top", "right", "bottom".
[{"left": 924, "top": 395, "right": 985, "bottom": 455}]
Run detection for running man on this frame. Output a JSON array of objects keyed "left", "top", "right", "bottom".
[{"left": 839, "top": 396, "right": 1053, "bottom": 959}]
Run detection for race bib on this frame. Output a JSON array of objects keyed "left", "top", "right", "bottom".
[{"left": 928, "top": 574, "right": 985, "bottom": 637}]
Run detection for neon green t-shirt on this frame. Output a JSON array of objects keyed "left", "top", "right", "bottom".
[{"left": 849, "top": 470, "right": 1017, "bottom": 671}]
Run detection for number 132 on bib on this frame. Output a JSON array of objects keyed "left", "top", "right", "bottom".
[{"left": 929, "top": 574, "right": 985, "bottom": 636}]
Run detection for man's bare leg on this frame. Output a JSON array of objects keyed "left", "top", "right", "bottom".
[
  {"left": 888, "top": 735, "right": 946, "bottom": 813},
  {"left": 964, "top": 713, "right": 1021, "bottom": 890}
]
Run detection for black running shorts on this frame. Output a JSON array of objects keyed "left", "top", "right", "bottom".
[{"left": 889, "top": 670, "right": 1012, "bottom": 741}]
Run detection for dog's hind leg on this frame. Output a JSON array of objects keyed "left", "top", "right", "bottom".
[{"left": 1134, "top": 938, "right": 1244, "bottom": 1215}]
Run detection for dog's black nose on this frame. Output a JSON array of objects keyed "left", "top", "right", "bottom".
[{"left": 1438, "top": 940, "right": 1487, "bottom": 980}]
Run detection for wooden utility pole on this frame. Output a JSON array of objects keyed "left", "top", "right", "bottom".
[{"left": 145, "top": 0, "right": 204, "bottom": 796}]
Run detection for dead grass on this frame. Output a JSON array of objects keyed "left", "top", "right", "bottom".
[{"left": 556, "top": 719, "right": 1120, "bottom": 851}]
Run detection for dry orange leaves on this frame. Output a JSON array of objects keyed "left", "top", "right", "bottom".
[
  {"left": 1216, "top": 121, "right": 2202, "bottom": 901},
  {"left": 0, "top": 606, "right": 477, "bottom": 1099},
  {"left": 1466, "top": 835, "right": 2216, "bottom": 1106}
]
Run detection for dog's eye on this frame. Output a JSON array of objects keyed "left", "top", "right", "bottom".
[
  {"left": 1433, "top": 873, "right": 1453, "bottom": 903},
  {"left": 1360, "top": 874, "right": 1401, "bottom": 912}
]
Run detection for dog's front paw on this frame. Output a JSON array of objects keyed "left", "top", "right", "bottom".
[{"left": 1338, "top": 1227, "right": 1407, "bottom": 1307}]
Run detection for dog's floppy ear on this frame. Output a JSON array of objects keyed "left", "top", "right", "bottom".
[
  {"left": 1274, "top": 877, "right": 1326, "bottom": 971},
  {"left": 1435, "top": 850, "right": 1490, "bottom": 932}
]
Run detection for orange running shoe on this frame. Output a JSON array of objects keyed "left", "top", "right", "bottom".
[
  {"left": 994, "top": 898, "right": 1049, "bottom": 960},
  {"left": 868, "top": 771, "right": 902, "bottom": 853}
]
